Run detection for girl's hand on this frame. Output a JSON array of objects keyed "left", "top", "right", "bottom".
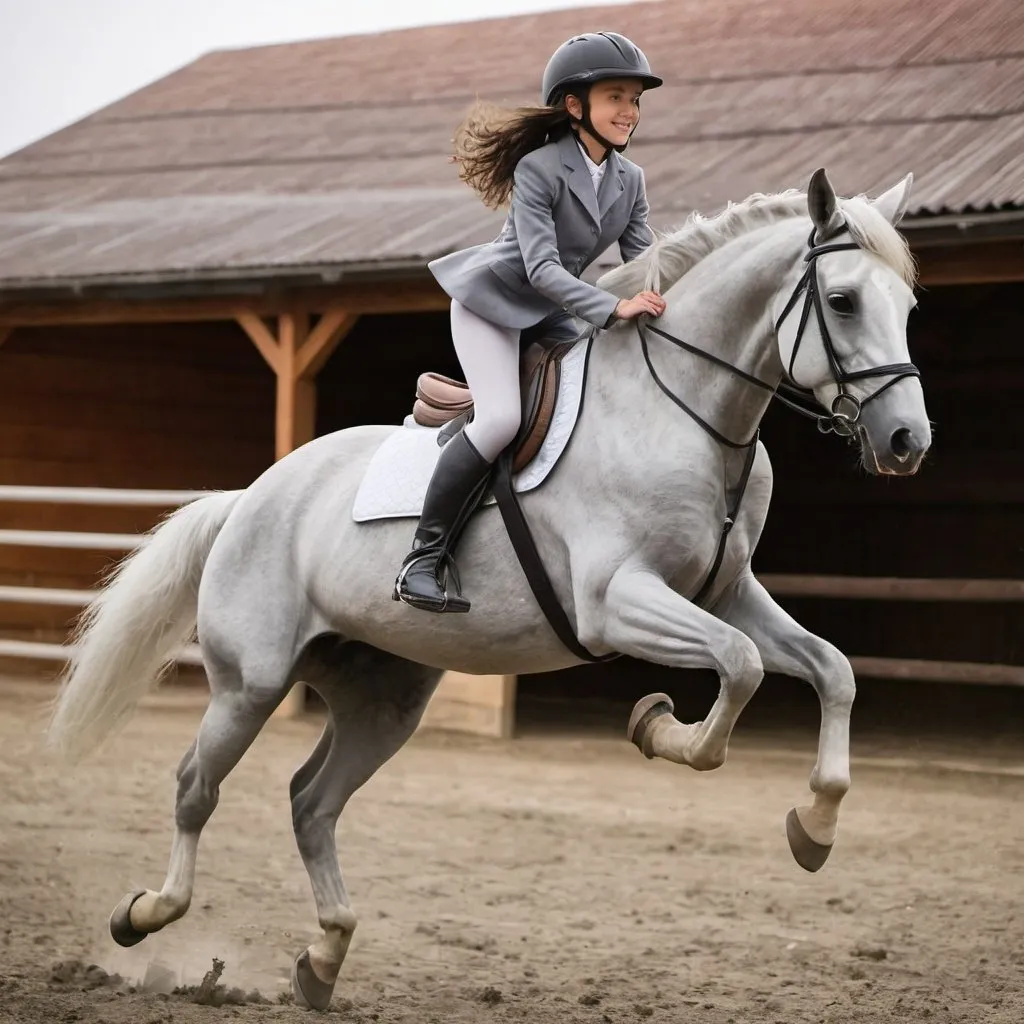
[{"left": 614, "top": 290, "right": 666, "bottom": 320}]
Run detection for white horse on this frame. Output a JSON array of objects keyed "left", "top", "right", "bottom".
[{"left": 46, "top": 169, "right": 930, "bottom": 1010}]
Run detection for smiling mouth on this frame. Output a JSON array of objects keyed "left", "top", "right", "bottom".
[{"left": 612, "top": 122, "right": 634, "bottom": 133}]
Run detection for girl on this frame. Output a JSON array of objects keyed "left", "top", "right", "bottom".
[{"left": 394, "top": 31, "right": 667, "bottom": 613}]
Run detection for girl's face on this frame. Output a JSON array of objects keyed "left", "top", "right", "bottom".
[{"left": 567, "top": 78, "right": 644, "bottom": 151}]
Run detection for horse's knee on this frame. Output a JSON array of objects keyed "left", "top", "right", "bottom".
[{"left": 717, "top": 636, "right": 764, "bottom": 702}]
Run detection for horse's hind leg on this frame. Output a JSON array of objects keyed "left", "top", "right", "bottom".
[
  {"left": 109, "top": 654, "right": 291, "bottom": 946},
  {"left": 287, "top": 640, "right": 440, "bottom": 1010}
]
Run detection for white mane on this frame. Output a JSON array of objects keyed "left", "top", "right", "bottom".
[{"left": 597, "top": 190, "right": 916, "bottom": 298}]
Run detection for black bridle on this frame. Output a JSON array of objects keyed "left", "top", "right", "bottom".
[
  {"left": 639, "top": 226, "right": 920, "bottom": 445},
  {"left": 772, "top": 228, "right": 920, "bottom": 437},
  {"left": 636, "top": 223, "right": 921, "bottom": 607}
]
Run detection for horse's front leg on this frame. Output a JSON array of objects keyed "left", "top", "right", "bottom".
[
  {"left": 584, "top": 565, "right": 765, "bottom": 771},
  {"left": 712, "top": 572, "right": 855, "bottom": 872}
]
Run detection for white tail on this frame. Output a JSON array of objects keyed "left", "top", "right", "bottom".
[{"left": 46, "top": 490, "right": 242, "bottom": 762}]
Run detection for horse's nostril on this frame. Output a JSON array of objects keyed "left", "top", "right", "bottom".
[{"left": 890, "top": 427, "right": 914, "bottom": 461}]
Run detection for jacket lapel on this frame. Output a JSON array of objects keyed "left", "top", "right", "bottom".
[
  {"left": 597, "top": 149, "right": 627, "bottom": 220},
  {"left": 559, "top": 132, "right": 601, "bottom": 229}
]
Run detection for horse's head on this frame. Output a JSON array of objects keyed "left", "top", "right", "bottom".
[{"left": 773, "top": 168, "right": 931, "bottom": 476}]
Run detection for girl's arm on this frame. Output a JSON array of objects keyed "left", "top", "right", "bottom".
[
  {"left": 618, "top": 169, "right": 655, "bottom": 264},
  {"left": 511, "top": 158, "right": 620, "bottom": 328}
]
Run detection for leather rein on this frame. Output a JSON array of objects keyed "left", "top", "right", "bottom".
[
  {"left": 636, "top": 225, "right": 921, "bottom": 607},
  {"left": 491, "top": 225, "right": 922, "bottom": 667}
]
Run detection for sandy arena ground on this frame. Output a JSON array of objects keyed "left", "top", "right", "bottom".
[{"left": 0, "top": 680, "right": 1021, "bottom": 1024}]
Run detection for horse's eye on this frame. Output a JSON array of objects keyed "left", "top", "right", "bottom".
[{"left": 827, "top": 292, "right": 856, "bottom": 316}]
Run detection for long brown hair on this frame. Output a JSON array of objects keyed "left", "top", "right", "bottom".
[{"left": 451, "top": 99, "right": 572, "bottom": 209}]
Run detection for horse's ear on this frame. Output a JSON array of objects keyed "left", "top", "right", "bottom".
[
  {"left": 872, "top": 172, "right": 914, "bottom": 226},
  {"left": 807, "top": 168, "right": 844, "bottom": 242}
]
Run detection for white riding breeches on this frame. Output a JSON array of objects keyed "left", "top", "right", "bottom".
[{"left": 449, "top": 299, "right": 523, "bottom": 462}]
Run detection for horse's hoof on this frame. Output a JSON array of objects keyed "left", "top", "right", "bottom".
[
  {"left": 291, "top": 949, "right": 336, "bottom": 1011},
  {"left": 109, "top": 889, "right": 149, "bottom": 947},
  {"left": 627, "top": 692, "right": 674, "bottom": 759},
  {"left": 786, "top": 807, "right": 834, "bottom": 873}
]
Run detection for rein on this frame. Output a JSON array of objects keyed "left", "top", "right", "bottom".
[{"left": 636, "top": 224, "right": 921, "bottom": 606}]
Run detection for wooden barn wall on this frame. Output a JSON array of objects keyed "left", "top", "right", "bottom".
[
  {"left": 0, "top": 312, "right": 454, "bottom": 657},
  {"left": 0, "top": 320, "right": 275, "bottom": 651},
  {"left": 0, "top": 287, "right": 1019, "bottom": 700}
]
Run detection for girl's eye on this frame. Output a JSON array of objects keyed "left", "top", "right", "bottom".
[{"left": 827, "top": 292, "right": 856, "bottom": 316}]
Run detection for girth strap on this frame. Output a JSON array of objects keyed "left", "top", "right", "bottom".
[{"left": 491, "top": 450, "right": 618, "bottom": 664}]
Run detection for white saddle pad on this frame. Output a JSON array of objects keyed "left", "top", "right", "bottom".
[{"left": 352, "top": 336, "right": 592, "bottom": 522}]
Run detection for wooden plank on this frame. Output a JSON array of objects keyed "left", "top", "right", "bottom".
[
  {"left": 0, "top": 502, "right": 161, "bottom": 535},
  {"left": 0, "top": 585, "right": 95, "bottom": 606},
  {"left": 235, "top": 312, "right": 280, "bottom": 373},
  {"left": 0, "top": 484, "right": 206, "bottom": 506},
  {"left": 295, "top": 308, "right": 358, "bottom": 379},
  {"left": 915, "top": 240, "right": 1024, "bottom": 286},
  {"left": 850, "top": 656, "right": 1024, "bottom": 687},
  {"left": 0, "top": 638, "right": 203, "bottom": 665},
  {"left": 0, "top": 529, "right": 144, "bottom": 550},
  {"left": 761, "top": 574, "right": 1024, "bottom": 602},
  {"left": 420, "top": 672, "right": 517, "bottom": 739},
  {"left": 0, "top": 279, "right": 448, "bottom": 327}
]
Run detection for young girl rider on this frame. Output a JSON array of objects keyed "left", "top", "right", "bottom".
[{"left": 394, "top": 31, "right": 666, "bottom": 613}]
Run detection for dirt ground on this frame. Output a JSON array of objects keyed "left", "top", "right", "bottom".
[{"left": 0, "top": 680, "right": 1021, "bottom": 1024}]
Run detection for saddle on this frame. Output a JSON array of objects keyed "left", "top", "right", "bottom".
[{"left": 412, "top": 340, "right": 578, "bottom": 473}]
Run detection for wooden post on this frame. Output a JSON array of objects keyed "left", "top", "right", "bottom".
[
  {"left": 236, "top": 305, "right": 359, "bottom": 717},
  {"left": 420, "top": 672, "right": 518, "bottom": 738}
]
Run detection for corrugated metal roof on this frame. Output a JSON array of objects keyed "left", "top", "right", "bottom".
[{"left": 0, "top": 0, "right": 1020, "bottom": 291}]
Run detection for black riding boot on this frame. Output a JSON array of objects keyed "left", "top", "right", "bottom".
[{"left": 393, "top": 430, "right": 493, "bottom": 613}]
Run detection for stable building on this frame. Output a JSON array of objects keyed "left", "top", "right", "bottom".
[{"left": 0, "top": 0, "right": 1021, "bottom": 733}]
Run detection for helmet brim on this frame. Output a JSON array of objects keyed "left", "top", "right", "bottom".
[{"left": 547, "top": 69, "right": 663, "bottom": 105}]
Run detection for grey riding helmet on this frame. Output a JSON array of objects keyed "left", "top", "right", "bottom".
[
  {"left": 541, "top": 32, "right": 663, "bottom": 152},
  {"left": 541, "top": 32, "right": 663, "bottom": 105}
]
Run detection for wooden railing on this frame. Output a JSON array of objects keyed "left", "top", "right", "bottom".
[
  {"left": 0, "top": 485, "right": 1020, "bottom": 689},
  {"left": 0, "top": 485, "right": 206, "bottom": 667}
]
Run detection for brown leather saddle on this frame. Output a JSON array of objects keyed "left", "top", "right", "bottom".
[{"left": 411, "top": 340, "right": 578, "bottom": 472}]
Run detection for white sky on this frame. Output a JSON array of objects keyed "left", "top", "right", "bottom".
[{"left": 0, "top": 0, "right": 631, "bottom": 157}]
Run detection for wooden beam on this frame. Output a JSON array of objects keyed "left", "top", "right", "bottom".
[
  {"left": 272, "top": 309, "right": 313, "bottom": 720},
  {"left": 235, "top": 312, "right": 281, "bottom": 373},
  {"left": 0, "top": 279, "right": 448, "bottom": 327},
  {"left": 295, "top": 307, "right": 359, "bottom": 379},
  {"left": 761, "top": 575, "right": 1024, "bottom": 602},
  {"left": 275, "top": 310, "right": 315, "bottom": 461},
  {"left": 850, "top": 656, "right": 1024, "bottom": 687},
  {"left": 915, "top": 240, "right": 1024, "bottom": 286}
]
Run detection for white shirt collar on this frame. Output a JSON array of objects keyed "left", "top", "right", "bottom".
[{"left": 576, "top": 138, "right": 608, "bottom": 192}]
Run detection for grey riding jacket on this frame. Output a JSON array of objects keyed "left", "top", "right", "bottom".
[{"left": 428, "top": 130, "right": 653, "bottom": 330}]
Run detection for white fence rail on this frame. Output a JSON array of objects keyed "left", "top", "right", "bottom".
[
  {"left": 0, "top": 484, "right": 207, "bottom": 670},
  {"left": 0, "top": 485, "right": 1020, "bottom": 689}
]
